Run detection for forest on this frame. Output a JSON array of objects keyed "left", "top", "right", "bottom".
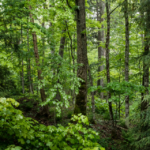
[{"left": 0, "top": 0, "right": 150, "bottom": 149}]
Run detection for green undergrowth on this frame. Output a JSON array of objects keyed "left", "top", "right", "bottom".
[{"left": 0, "top": 98, "right": 105, "bottom": 150}]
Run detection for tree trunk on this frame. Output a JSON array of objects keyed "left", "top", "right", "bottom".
[
  {"left": 124, "top": 0, "right": 130, "bottom": 128},
  {"left": 30, "top": 7, "right": 49, "bottom": 115},
  {"left": 21, "top": 59, "right": 25, "bottom": 94},
  {"left": 118, "top": 59, "right": 121, "bottom": 119},
  {"left": 68, "top": 31, "right": 76, "bottom": 107},
  {"left": 32, "top": 32, "right": 49, "bottom": 114},
  {"left": 20, "top": 25, "right": 25, "bottom": 94},
  {"left": 59, "top": 31, "right": 66, "bottom": 58},
  {"left": 141, "top": 35, "right": 149, "bottom": 111},
  {"left": 42, "top": 1, "right": 46, "bottom": 65},
  {"left": 97, "top": 0, "right": 105, "bottom": 99},
  {"left": 88, "top": 64, "right": 95, "bottom": 123},
  {"left": 140, "top": 0, "right": 150, "bottom": 112},
  {"left": 105, "top": 0, "right": 114, "bottom": 123},
  {"left": 42, "top": 22, "right": 45, "bottom": 65},
  {"left": 55, "top": 30, "right": 66, "bottom": 102},
  {"left": 74, "top": 0, "right": 88, "bottom": 115},
  {"left": 27, "top": 20, "right": 34, "bottom": 94}
]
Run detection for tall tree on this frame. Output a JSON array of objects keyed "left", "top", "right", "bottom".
[
  {"left": 74, "top": 0, "right": 88, "bottom": 115},
  {"left": 140, "top": 1, "right": 150, "bottom": 112},
  {"left": 55, "top": 29, "right": 66, "bottom": 102},
  {"left": 141, "top": 34, "right": 149, "bottom": 111},
  {"left": 88, "top": 64, "right": 95, "bottom": 122},
  {"left": 124, "top": 0, "right": 130, "bottom": 127},
  {"left": 105, "top": 0, "right": 114, "bottom": 123},
  {"left": 27, "top": 18, "right": 34, "bottom": 94},
  {"left": 97, "top": 0, "right": 105, "bottom": 99}
]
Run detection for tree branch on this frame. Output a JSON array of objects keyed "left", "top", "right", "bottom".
[
  {"left": 109, "top": 3, "right": 123, "bottom": 16},
  {"left": 66, "top": 0, "right": 72, "bottom": 9}
]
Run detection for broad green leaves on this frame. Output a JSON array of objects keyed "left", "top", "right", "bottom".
[
  {"left": 5, "top": 145, "right": 22, "bottom": 150},
  {"left": 0, "top": 98, "right": 104, "bottom": 150}
]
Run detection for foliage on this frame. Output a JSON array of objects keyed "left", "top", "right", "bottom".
[
  {"left": 98, "top": 137, "right": 119, "bottom": 150},
  {"left": 93, "top": 97, "right": 110, "bottom": 120},
  {"left": 0, "top": 0, "right": 150, "bottom": 149},
  {"left": 0, "top": 98, "right": 105, "bottom": 150},
  {"left": 0, "top": 65, "right": 19, "bottom": 97},
  {"left": 88, "top": 81, "right": 145, "bottom": 97},
  {"left": 40, "top": 53, "right": 81, "bottom": 116},
  {"left": 127, "top": 97, "right": 150, "bottom": 150},
  {"left": 5, "top": 145, "right": 22, "bottom": 150},
  {"left": 93, "top": 96, "right": 120, "bottom": 120}
]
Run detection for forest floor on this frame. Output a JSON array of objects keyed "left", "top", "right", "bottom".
[{"left": 3, "top": 96, "right": 127, "bottom": 150}]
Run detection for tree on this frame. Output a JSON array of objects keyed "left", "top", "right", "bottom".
[
  {"left": 105, "top": 0, "right": 114, "bottom": 123},
  {"left": 139, "top": 0, "right": 150, "bottom": 112},
  {"left": 74, "top": 0, "right": 88, "bottom": 115},
  {"left": 29, "top": 5, "right": 49, "bottom": 115},
  {"left": 124, "top": 0, "right": 130, "bottom": 127},
  {"left": 97, "top": 0, "right": 105, "bottom": 99}
]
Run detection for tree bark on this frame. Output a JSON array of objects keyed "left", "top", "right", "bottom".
[
  {"left": 105, "top": 0, "right": 114, "bottom": 123},
  {"left": 97, "top": 0, "right": 105, "bottom": 99},
  {"left": 59, "top": 31, "right": 66, "bottom": 58},
  {"left": 21, "top": 59, "right": 25, "bottom": 94},
  {"left": 141, "top": 35, "right": 149, "bottom": 111},
  {"left": 42, "top": 22, "right": 45, "bottom": 65},
  {"left": 74, "top": 0, "right": 88, "bottom": 115},
  {"left": 124, "top": 0, "right": 130, "bottom": 128},
  {"left": 27, "top": 19, "right": 34, "bottom": 94},
  {"left": 20, "top": 25, "right": 25, "bottom": 94},
  {"left": 88, "top": 64, "right": 95, "bottom": 123},
  {"left": 55, "top": 30, "right": 66, "bottom": 102},
  {"left": 140, "top": 0, "right": 150, "bottom": 112}
]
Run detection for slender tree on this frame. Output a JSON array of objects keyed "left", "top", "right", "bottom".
[
  {"left": 27, "top": 18, "right": 34, "bottom": 94},
  {"left": 105, "top": 0, "right": 114, "bottom": 123},
  {"left": 88, "top": 64, "right": 95, "bottom": 122},
  {"left": 141, "top": 35, "right": 149, "bottom": 111},
  {"left": 124, "top": 0, "right": 130, "bottom": 127},
  {"left": 29, "top": 6, "right": 49, "bottom": 115},
  {"left": 139, "top": 0, "right": 150, "bottom": 112},
  {"left": 56, "top": 29, "right": 66, "bottom": 102},
  {"left": 97, "top": 0, "right": 105, "bottom": 99},
  {"left": 20, "top": 24, "right": 25, "bottom": 94}
]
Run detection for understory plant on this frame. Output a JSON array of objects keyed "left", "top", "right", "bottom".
[{"left": 0, "top": 98, "right": 105, "bottom": 150}]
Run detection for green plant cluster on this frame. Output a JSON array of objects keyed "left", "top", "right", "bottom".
[
  {"left": 0, "top": 98, "right": 105, "bottom": 150},
  {"left": 94, "top": 97, "right": 118, "bottom": 120},
  {"left": 40, "top": 53, "right": 81, "bottom": 116},
  {"left": 88, "top": 81, "right": 145, "bottom": 97},
  {"left": 0, "top": 65, "right": 19, "bottom": 97},
  {"left": 94, "top": 98, "right": 109, "bottom": 120}
]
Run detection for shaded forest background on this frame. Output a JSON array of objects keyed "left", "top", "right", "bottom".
[{"left": 0, "top": 0, "right": 150, "bottom": 149}]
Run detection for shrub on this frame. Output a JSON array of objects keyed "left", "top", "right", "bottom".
[
  {"left": 67, "top": 111, "right": 73, "bottom": 119},
  {"left": 0, "top": 98, "right": 105, "bottom": 150}
]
